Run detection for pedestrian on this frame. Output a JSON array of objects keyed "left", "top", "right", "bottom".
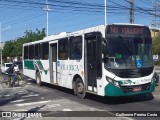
[{"left": 5, "top": 62, "right": 17, "bottom": 87}]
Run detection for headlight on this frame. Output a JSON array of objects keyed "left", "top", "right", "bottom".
[{"left": 106, "top": 77, "right": 120, "bottom": 87}]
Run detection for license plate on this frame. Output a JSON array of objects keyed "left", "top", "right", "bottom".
[{"left": 133, "top": 87, "right": 141, "bottom": 92}]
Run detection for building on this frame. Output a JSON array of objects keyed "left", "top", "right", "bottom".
[{"left": 150, "top": 27, "right": 160, "bottom": 37}]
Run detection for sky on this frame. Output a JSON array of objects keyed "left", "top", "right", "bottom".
[{"left": 0, "top": 0, "right": 157, "bottom": 42}]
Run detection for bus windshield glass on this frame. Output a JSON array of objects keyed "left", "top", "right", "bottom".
[{"left": 105, "top": 25, "right": 153, "bottom": 69}]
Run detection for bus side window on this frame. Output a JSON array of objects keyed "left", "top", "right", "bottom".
[
  {"left": 24, "top": 46, "right": 29, "bottom": 59},
  {"left": 29, "top": 45, "right": 34, "bottom": 59},
  {"left": 69, "top": 36, "right": 82, "bottom": 60},
  {"left": 42, "top": 42, "right": 49, "bottom": 60},
  {"left": 58, "top": 38, "right": 68, "bottom": 60},
  {"left": 35, "top": 44, "right": 41, "bottom": 59}
]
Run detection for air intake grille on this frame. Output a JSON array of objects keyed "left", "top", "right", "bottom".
[{"left": 108, "top": 67, "right": 153, "bottom": 78}]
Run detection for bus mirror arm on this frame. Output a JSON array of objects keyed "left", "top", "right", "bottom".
[
  {"left": 102, "top": 40, "right": 108, "bottom": 57},
  {"left": 102, "top": 56, "right": 108, "bottom": 63}
]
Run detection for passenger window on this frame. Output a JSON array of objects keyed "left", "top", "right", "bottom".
[
  {"left": 24, "top": 46, "right": 29, "bottom": 59},
  {"left": 69, "top": 36, "right": 82, "bottom": 60},
  {"left": 35, "top": 44, "right": 41, "bottom": 59},
  {"left": 58, "top": 38, "right": 68, "bottom": 60},
  {"left": 42, "top": 42, "right": 49, "bottom": 60},
  {"left": 29, "top": 45, "right": 34, "bottom": 59}
]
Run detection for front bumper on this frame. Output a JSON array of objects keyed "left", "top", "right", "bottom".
[{"left": 104, "top": 81, "right": 155, "bottom": 96}]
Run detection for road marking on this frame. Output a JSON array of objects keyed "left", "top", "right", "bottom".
[
  {"left": 21, "top": 94, "right": 39, "bottom": 98},
  {"left": 13, "top": 118, "right": 21, "bottom": 120},
  {"left": 15, "top": 100, "right": 51, "bottom": 106},
  {"left": 14, "top": 109, "right": 27, "bottom": 111},
  {"left": 18, "top": 90, "right": 26, "bottom": 93},
  {"left": 119, "top": 117, "right": 134, "bottom": 120},
  {"left": 63, "top": 108, "right": 72, "bottom": 111},
  {"left": 0, "top": 94, "right": 11, "bottom": 97},
  {"left": 27, "top": 78, "right": 32, "bottom": 81},
  {"left": 10, "top": 99, "right": 25, "bottom": 103},
  {"left": 40, "top": 104, "right": 61, "bottom": 109}
]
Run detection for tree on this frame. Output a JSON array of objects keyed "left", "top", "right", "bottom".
[
  {"left": 2, "top": 28, "right": 46, "bottom": 61},
  {"left": 152, "top": 32, "right": 160, "bottom": 55},
  {"left": 2, "top": 40, "right": 15, "bottom": 61},
  {"left": 152, "top": 32, "right": 160, "bottom": 65}
]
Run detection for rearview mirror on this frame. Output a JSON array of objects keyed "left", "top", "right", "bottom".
[{"left": 102, "top": 39, "right": 108, "bottom": 56}]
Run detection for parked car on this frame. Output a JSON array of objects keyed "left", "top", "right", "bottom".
[
  {"left": 1, "top": 63, "right": 19, "bottom": 74},
  {"left": 15, "top": 61, "right": 23, "bottom": 69},
  {"left": 154, "top": 72, "right": 159, "bottom": 83}
]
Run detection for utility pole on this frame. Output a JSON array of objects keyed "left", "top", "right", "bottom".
[
  {"left": 44, "top": 0, "right": 51, "bottom": 36},
  {"left": 0, "top": 23, "right": 10, "bottom": 67},
  {"left": 130, "top": 0, "right": 134, "bottom": 24},
  {"left": 152, "top": 0, "right": 156, "bottom": 37},
  {"left": 152, "top": 0, "right": 160, "bottom": 29},
  {"left": 0, "top": 22, "right": 2, "bottom": 67},
  {"left": 151, "top": 0, "right": 160, "bottom": 37},
  {"left": 104, "top": 0, "right": 107, "bottom": 26}
]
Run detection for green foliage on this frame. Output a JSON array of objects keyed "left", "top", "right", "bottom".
[
  {"left": 2, "top": 41, "right": 15, "bottom": 58},
  {"left": 152, "top": 32, "right": 160, "bottom": 65},
  {"left": 2, "top": 28, "right": 46, "bottom": 60},
  {"left": 152, "top": 32, "right": 160, "bottom": 55}
]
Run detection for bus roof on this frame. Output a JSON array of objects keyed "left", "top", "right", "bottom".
[
  {"left": 23, "top": 25, "right": 106, "bottom": 46},
  {"left": 23, "top": 23, "right": 149, "bottom": 46},
  {"left": 110, "top": 23, "right": 145, "bottom": 26}
]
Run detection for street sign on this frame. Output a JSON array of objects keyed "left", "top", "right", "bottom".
[{"left": 153, "top": 55, "right": 159, "bottom": 61}]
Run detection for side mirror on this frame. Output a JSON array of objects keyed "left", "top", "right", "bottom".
[{"left": 102, "top": 39, "right": 108, "bottom": 56}]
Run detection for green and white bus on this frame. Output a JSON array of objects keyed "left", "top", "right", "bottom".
[{"left": 23, "top": 24, "right": 155, "bottom": 98}]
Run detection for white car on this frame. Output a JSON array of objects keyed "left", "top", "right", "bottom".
[{"left": 1, "top": 63, "right": 19, "bottom": 74}]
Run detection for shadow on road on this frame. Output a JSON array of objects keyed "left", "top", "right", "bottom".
[
  {"left": 37, "top": 81, "right": 155, "bottom": 105},
  {"left": 86, "top": 93, "right": 154, "bottom": 105},
  {"left": 19, "top": 77, "right": 155, "bottom": 105},
  {"left": 0, "top": 88, "right": 40, "bottom": 107}
]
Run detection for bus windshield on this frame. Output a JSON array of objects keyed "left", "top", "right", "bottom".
[{"left": 105, "top": 35, "right": 153, "bottom": 69}]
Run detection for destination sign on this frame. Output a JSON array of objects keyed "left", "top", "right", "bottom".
[{"left": 107, "top": 25, "right": 150, "bottom": 35}]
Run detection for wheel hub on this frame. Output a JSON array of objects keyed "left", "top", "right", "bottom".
[{"left": 77, "top": 83, "right": 84, "bottom": 93}]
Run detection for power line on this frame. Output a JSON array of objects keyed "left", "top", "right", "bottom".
[
  {"left": 130, "top": 0, "right": 134, "bottom": 24},
  {"left": 0, "top": 0, "right": 157, "bottom": 41}
]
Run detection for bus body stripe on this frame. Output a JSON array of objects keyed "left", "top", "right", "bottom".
[
  {"left": 24, "top": 60, "right": 35, "bottom": 70},
  {"left": 24, "top": 60, "right": 48, "bottom": 75}
]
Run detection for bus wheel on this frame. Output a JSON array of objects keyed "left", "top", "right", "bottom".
[
  {"left": 76, "top": 78, "right": 86, "bottom": 98},
  {"left": 73, "top": 81, "right": 77, "bottom": 95},
  {"left": 36, "top": 72, "right": 42, "bottom": 86}
]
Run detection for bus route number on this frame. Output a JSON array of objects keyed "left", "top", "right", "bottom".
[{"left": 110, "top": 27, "right": 118, "bottom": 34}]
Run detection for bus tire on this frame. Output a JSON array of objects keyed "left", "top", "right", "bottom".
[
  {"left": 36, "top": 72, "right": 42, "bottom": 86},
  {"left": 75, "top": 78, "right": 86, "bottom": 98},
  {"left": 73, "top": 81, "right": 77, "bottom": 95}
]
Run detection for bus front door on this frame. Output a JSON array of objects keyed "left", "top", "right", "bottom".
[
  {"left": 85, "top": 33, "right": 102, "bottom": 93},
  {"left": 49, "top": 43, "right": 57, "bottom": 84}
]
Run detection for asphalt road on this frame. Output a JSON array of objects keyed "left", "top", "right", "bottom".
[{"left": 0, "top": 73, "right": 160, "bottom": 120}]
